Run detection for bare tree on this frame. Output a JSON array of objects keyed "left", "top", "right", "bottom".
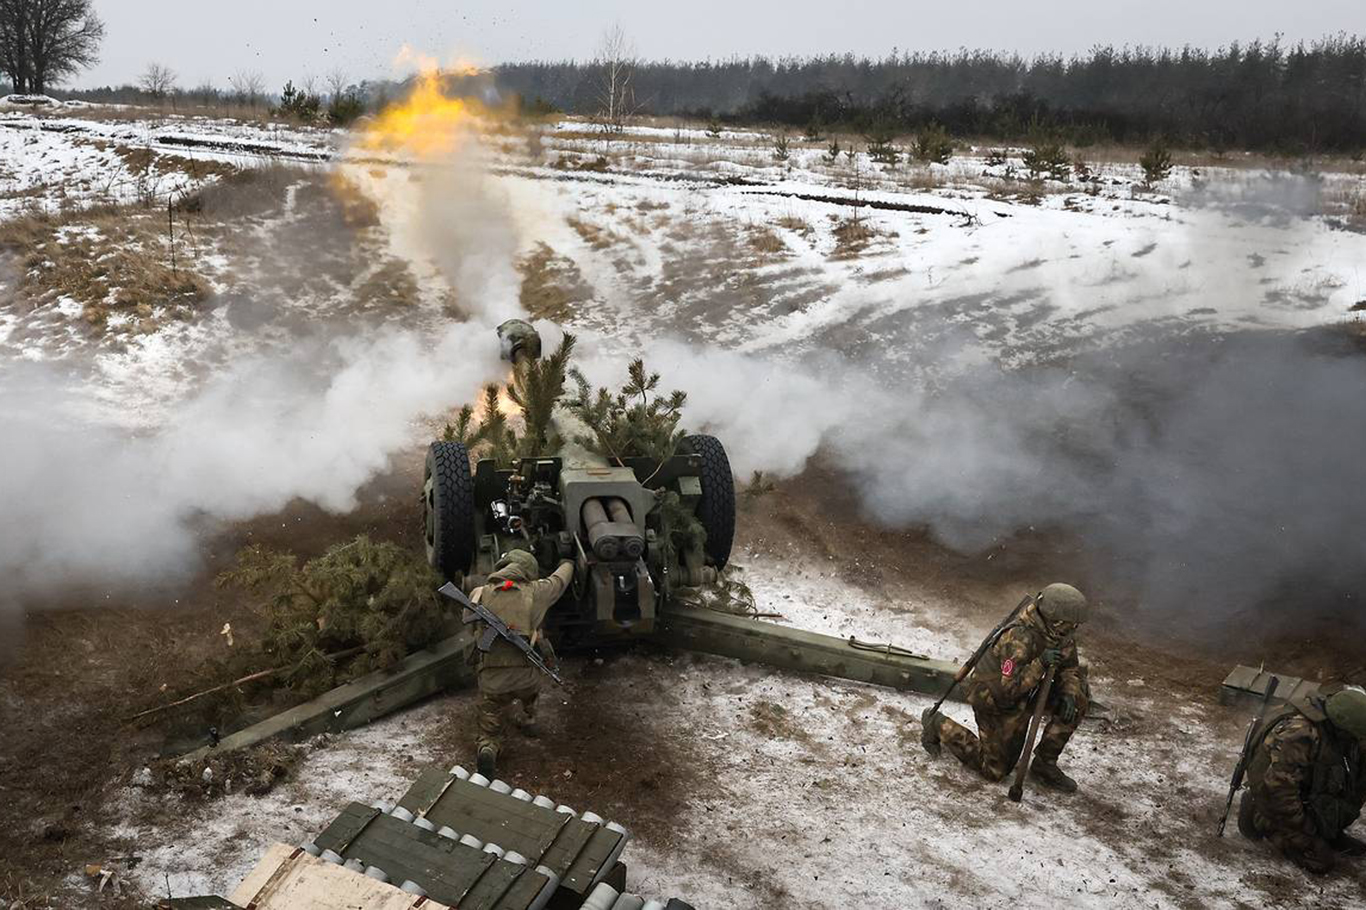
[
  {"left": 0, "top": 0, "right": 104, "bottom": 95},
  {"left": 229, "top": 69, "right": 265, "bottom": 111},
  {"left": 594, "top": 23, "right": 637, "bottom": 133},
  {"left": 325, "top": 68, "right": 348, "bottom": 102},
  {"left": 193, "top": 79, "right": 220, "bottom": 111},
  {"left": 140, "top": 62, "right": 176, "bottom": 102}
]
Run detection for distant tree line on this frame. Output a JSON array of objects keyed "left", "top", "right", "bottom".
[
  {"left": 53, "top": 69, "right": 375, "bottom": 126},
  {"left": 494, "top": 36, "right": 1366, "bottom": 152}
]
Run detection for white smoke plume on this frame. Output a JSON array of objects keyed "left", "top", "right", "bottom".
[
  {"left": 640, "top": 330, "right": 1366, "bottom": 631},
  {"left": 0, "top": 89, "right": 537, "bottom": 613},
  {"left": 0, "top": 329, "right": 503, "bottom": 601}
]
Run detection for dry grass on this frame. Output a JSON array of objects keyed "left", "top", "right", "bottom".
[
  {"left": 773, "top": 214, "right": 813, "bottom": 236},
  {"left": 830, "top": 216, "right": 884, "bottom": 259},
  {"left": 551, "top": 152, "right": 610, "bottom": 172},
  {"left": 749, "top": 227, "right": 787, "bottom": 256},
  {"left": 111, "top": 144, "right": 238, "bottom": 183},
  {"left": 518, "top": 242, "right": 592, "bottom": 321},
  {"left": 0, "top": 208, "right": 210, "bottom": 331},
  {"left": 893, "top": 165, "right": 948, "bottom": 192},
  {"left": 1322, "top": 183, "right": 1366, "bottom": 229},
  {"left": 566, "top": 215, "right": 620, "bottom": 251},
  {"left": 356, "top": 258, "right": 420, "bottom": 309}
]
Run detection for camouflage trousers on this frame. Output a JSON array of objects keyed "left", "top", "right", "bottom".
[
  {"left": 1237, "top": 794, "right": 1337, "bottom": 874},
  {"left": 939, "top": 689, "right": 1088, "bottom": 782},
  {"left": 476, "top": 667, "right": 540, "bottom": 760}
]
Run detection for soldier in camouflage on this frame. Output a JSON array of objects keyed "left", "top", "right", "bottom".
[
  {"left": 921, "top": 583, "right": 1092, "bottom": 792},
  {"left": 1238, "top": 686, "right": 1366, "bottom": 874},
  {"left": 470, "top": 549, "right": 574, "bottom": 777}
]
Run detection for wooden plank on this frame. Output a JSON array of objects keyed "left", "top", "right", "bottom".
[
  {"left": 334, "top": 813, "right": 499, "bottom": 906},
  {"left": 537, "top": 819, "right": 599, "bottom": 892},
  {"left": 313, "top": 802, "right": 382, "bottom": 854},
  {"left": 563, "top": 826, "right": 624, "bottom": 892},
  {"left": 227, "top": 843, "right": 453, "bottom": 910},
  {"left": 424, "top": 781, "right": 568, "bottom": 859},
  {"left": 182, "top": 633, "right": 476, "bottom": 761},
  {"left": 654, "top": 604, "right": 959, "bottom": 697},
  {"left": 457, "top": 861, "right": 526, "bottom": 910},
  {"left": 495, "top": 867, "right": 552, "bottom": 910},
  {"left": 398, "top": 767, "right": 454, "bottom": 815}
]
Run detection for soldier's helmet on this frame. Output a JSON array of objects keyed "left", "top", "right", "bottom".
[
  {"left": 493, "top": 549, "right": 539, "bottom": 580},
  {"left": 1325, "top": 687, "right": 1366, "bottom": 740},
  {"left": 1036, "top": 583, "right": 1090, "bottom": 625}
]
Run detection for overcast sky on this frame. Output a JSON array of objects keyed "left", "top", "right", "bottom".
[{"left": 80, "top": 1, "right": 1362, "bottom": 89}]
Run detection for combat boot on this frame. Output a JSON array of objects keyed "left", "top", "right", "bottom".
[
  {"left": 1334, "top": 832, "right": 1366, "bottom": 856},
  {"left": 920, "top": 707, "right": 943, "bottom": 757},
  {"left": 1029, "top": 758, "right": 1078, "bottom": 793},
  {"left": 477, "top": 746, "right": 497, "bottom": 778}
]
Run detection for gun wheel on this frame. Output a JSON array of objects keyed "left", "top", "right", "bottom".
[
  {"left": 424, "top": 441, "right": 477, "bottom": 580},
  {"left": 684, "top": 434, "right": 736, "bottom": 569}
]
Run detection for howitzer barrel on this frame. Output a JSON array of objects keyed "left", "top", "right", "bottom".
[
  {"left": 606, "top": 498, "right": 633, "bottom": 524},
  {"left": 582, "top": 497, "right": 644, "bottom": 561}
]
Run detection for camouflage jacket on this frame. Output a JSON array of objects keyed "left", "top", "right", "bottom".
[
  {"left": 963, "top": 598, "right": 1086, "bottom": 714},
  {"left": 1247, "top": 700, "right": 1365, "bottom": 854},
  {"left": 472, "top": 561, "right": 574, "bottom": 671}
]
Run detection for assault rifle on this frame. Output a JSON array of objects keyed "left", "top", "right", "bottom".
[
  {"left": 437, "top": 582, "right": 564, "bottom": 686},
  {"left": 923, "top": 594, "right": 1033, "bottom": 743},
  {"left": 1218, "top": 674, "right": 1280, "bottom": 836}
]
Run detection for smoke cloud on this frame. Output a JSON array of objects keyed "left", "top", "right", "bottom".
[
  {"left": 0, "top": 329, "right": 503, "bottom": 601},
  {"left": 641, "top": 328, "right": 1366, "bottom": 630},
  {"left": 0, "top": 80, "right": 537, "bottom": 612}
]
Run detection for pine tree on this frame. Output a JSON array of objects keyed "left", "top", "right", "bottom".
[
  {"left": 507, "top": 332, "right": 576, "bottom": 457},
  {"left": 216, "top": 536, "right": 447, "bottom": 695},
  {"left": 565, "top": 358, "right": 688, "bottom": 464}
]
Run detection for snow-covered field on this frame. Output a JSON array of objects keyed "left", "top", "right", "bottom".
[{"left": 4, "top": 108, "right": 1365, "bottom": 907}]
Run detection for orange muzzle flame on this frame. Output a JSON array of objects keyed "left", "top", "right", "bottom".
[{"left": 358, "top": 62, "right": 490, "bottom": 159}]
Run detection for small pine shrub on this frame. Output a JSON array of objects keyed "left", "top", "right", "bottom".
[
  {"left": 216, "top": 536, "right": 447, "bottom": 696},
  {"left": 565, "top": 359, "right": 688, "bottom": 463},
  {"left": 327, "top": 90, "right": 366, "bottom": 126},
  {"left": 823, "top": 139, "right": 841, "bottom": 164},
  {"left": 772, "top": 131, "right": 790, "bottom": 161},
  {"left": 275, "top": 81, "right": 323, "bottom": 122},
  {"left": 911, "top": 123, "right": 954, "bottom": 165},
  {"left": 443, "top": 333, "right": 577, "bottom": 465},
  {"left": 1023, "top": 139, "right": 1071, "bottom": 181},
  {"left": 803, "top": 115, "right": 824, "bottom": 142},
  {"left": 863, "top": 118, "right": 900, "bottom": 165},
  {"left": 1140, "top": 140, "right": 1174, "bottom": 185}
]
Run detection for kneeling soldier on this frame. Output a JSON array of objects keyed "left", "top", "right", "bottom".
[
  {"left": 921, "top": 583, "right": 1091, "bottom": 792},
  {"left": 471, "top": 549, "right": 573, "bottom": 777},
  {"left": 1238, "top": 686, "right": 1366, "bottom": 874}
]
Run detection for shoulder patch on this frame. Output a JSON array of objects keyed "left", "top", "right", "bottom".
[{"left": 1001, "top": 658, "right": 1015, "bottom": 678}]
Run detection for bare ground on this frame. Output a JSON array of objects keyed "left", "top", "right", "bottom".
[{"left": 1, "top": 455, "right": 1363, "bottom": 907}]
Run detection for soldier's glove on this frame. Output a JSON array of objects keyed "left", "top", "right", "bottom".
[
  {"left": 1057, "top": 694, "right": 1078, "bottom": 724},
  {"left": 1041, "top": 647, "right": 1064, "bottom": 667}
]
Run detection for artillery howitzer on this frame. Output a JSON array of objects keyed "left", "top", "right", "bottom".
[
  {"left": 422, "top": 321, "right": 735, "bottom": 646},
  {"left": 181, "top": 320, "right": 965, "bottom": 763}
]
